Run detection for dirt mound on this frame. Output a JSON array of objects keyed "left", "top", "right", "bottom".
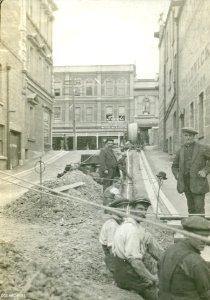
[
  {"left": 0, "top": 241, "right": 27, "bottom": 297},
  {"left": 4, "top": 170, "right": 103, "bottom": 224},
  {"left": 1, "top": 169, "right": 174, "bottom": 300}
]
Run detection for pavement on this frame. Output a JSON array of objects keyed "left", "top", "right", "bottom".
[{"left": 144, "top": 145, "right": 210, "bottom": 216}]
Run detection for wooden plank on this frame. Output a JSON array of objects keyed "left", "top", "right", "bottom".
[{"left": 53, "top": 182, "right": 85, "bottom": 193}]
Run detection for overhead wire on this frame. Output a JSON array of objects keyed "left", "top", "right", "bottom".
[{"left": 0, "top": 170, "right": 210, "bottom": 244}]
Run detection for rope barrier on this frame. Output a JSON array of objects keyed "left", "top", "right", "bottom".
[{"left": 0, "top": 170, "right": 210, "bottom": 243}]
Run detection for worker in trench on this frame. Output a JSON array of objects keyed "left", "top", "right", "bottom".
[
  {"left": 112, "top": 198, "right": 163, "bottom": 300},
  {"left": 117, "top": 151, "right": 133, "bottom": 182},
  {"left": 103, "top": 179, "right": 126, "bottom": 206},
  {"left": 99, "top": 199, "right": 129, "bottom": 273},
  {"left": 158, "top": 216, "right": 210, "bottom": 300}
]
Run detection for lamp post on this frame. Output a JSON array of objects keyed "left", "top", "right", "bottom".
[
  {"left": 68, "top": 76, "right": 77, "bottom": 150},
  {"left": 72, "top": 84, "right": 76, "bottom": 150}
]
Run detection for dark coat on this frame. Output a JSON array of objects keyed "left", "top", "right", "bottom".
[
  {"left": 171, "top": 143, "right": 210, "bottom": 194},
  {"left": 158, "top": 240, "right": 210, "bottom": 300},
  {"left": 99, "top": 147, "right": 118, "bottom": 177}
]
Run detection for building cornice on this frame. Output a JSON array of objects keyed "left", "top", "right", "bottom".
[{"left": 23, "top": 71, "right": 54, "bottom": 101}]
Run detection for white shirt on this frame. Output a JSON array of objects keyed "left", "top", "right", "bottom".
[
  {"left": 99, "top": 216, "right": 120, "bottom": 247},
  {"left": 112, "top": 217, "right": 163, "bottom": 261}
]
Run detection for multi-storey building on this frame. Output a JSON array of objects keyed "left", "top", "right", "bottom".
[
  {"left": 157, "top": 0, "right": 210, "bottom": 154},
  {"left": 134, "top": 79, "right": 159, "bottom": 145},
  {"left": 0, "top": 0, "right": 56, "bottom": 170},
  {"left": 52, "top": 65, "right": 136, "bottom": 150}
]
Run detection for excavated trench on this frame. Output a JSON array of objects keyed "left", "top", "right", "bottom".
[{"left": 0, "top": 159, "right": 174, "bottom": 300}]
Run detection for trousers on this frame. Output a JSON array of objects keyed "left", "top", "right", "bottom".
[
  {"left": 113, "top": 256, "right": 158, "bottom": 300},
  {"left": 184, "top": 176, "right": 205, "bottom": 215}
]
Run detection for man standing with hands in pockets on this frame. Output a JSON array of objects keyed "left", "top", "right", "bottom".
[
  {"left": 172, "top": 127, "right": 210, "bottom": 216},
  {"left": 99, "top": 139, "right": 119, "bottom": 191}
]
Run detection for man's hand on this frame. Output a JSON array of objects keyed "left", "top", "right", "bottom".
[
  {"left": 103, "top": 170, "right": 108, "bottom": 175},
  {"left": 198, "top": 170, "right": 206, "bottom": 178}
]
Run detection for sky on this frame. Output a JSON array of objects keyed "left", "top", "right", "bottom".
[{"left": 53, "top": 0, "right": 170, "bottom": 78}]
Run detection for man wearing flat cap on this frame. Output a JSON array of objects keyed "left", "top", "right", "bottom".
[
  {"left": 158, "top": 216, "right": 210, "bottom": 300},
  {"left": 99, "top": 199, "right": 129, "bottom": 273},
  {"left": 172, "top": 127, "right": 210, "bottom": 215},
  {"left": 112, "top": 198, "right": 163, "bottom": 300}
]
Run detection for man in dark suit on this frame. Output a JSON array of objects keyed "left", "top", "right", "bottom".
[
  {"left": 172, "top": 127, "right": 210, "bottom": 215},
  {"left": 99, "top": 139, "right": 119, "bottom": 191},
  {"left": 158, "top": 216, "right": 210, "bottom": 300}
]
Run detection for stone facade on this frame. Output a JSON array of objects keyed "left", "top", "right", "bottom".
[
  {"left": 134, "top": 79, "right": 159, "bottom": 145},
  {"left": 157, "top": 0, "right": 210, "bottom": 154},
  {"left": 0, "top": 0, "right": 56, "bottom": 169},
  {"left": 52, "top": 65, "right": 136, "bottom": 150}
]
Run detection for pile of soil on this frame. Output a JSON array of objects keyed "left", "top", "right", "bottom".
[
  {"left": 4, "top": 170, "right": 103, "bottom": 224},
  {"left": 1, "top": 170, "right": 174, "bottom": 300},
  {"left": 0, "top": 241, "right": 27, "bottom": 297}
]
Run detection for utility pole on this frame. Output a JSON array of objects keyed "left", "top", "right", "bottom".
[
  {"left": 68, "top": 75, "right": 77, "bottom": 150},
  {"left": 72, "top": 84, "right": 76, "bottom": 150},
  {"left": 6, "top": 64, "right": 11, "bottom": 169}
]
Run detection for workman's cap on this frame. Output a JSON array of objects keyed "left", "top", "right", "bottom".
[
  {"left": 109, "top": 199, "right": 129, "bottom": 208},
  {"left": 182, "top": 127, "right": 198, "bottom": 135},
  {"left": 156, "top": 171, "right": 167, "bottom": 180},
  {"left": 125, "top": 141, "right": 132, "bottom": 147},
  {"left": 130, "top": 197, "right": 151, "bottom": 208},
  {"left": 181, "top": 216, "right": 210, "bottom": 236}
]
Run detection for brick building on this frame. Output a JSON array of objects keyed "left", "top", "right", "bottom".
[
  {"left": 52, "top": 65, "right": 136, "bottom": 150},
  {"left": 156, "top": 0, "right": 210, "bottom": 154},
  {"left": 0, "top": 0, "right": 56, "bottom": 169}
]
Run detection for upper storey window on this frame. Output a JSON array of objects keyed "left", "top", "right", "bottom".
[
  {"left": 85, "top": 79, "right": 94, "bottom": 96},
  {"left": 117, "top": 78, "right": 127, "bottom": 96},
  {"left": 54, "top": 88, "right": 61, "bottom": 97},
  {"left": 104, "top": 79, "right": 114, "bottom": 96}
]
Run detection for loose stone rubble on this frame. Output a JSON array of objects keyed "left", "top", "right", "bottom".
[{"left": 1, "top": 170, "right": 173, "bottom": 300}]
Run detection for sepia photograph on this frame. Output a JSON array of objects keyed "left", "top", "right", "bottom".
[{"left": 0, "top": 0, "right": 210, "bottom": 299}]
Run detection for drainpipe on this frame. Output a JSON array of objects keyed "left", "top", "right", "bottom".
[
  {"left": 163, "top": 63, "right": 167, "bottom": 152},
  {"left": 173, "top": 0, "right": 185, "bottom": 149},
  {"left": 175, "top": 18, "right": 180, "bottom": 149}
]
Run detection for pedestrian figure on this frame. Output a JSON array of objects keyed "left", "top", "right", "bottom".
[
  {"left": 99, "top": 139, "right": 119, "bottom": 191},
  {"left": 172, "top": 127, "right": 210, "bottom": 216},
  {"left": 158, "top": 216, "right": 210, "bottom": 300},
  {"left": 99, "top": 199, "right": 129, "bottom": 273},
  {"left": 112, "top": 198, "right": 163, "bottom": 300}
]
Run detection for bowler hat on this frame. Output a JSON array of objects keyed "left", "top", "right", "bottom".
[
  {"left": 182, "top": 127, "right": 198, "bottom": 135},
  {"left": 181, "top": 216, "right": 210, "bottom": 236},
  {"left": 130, "top": 197, "right": 151, "bottom": 208},
  {"left": 156, "top": 171, "right": 167, "bottom": 180},
  {"left": 109, "top": 199, "right": 129, "bottom": 208}
]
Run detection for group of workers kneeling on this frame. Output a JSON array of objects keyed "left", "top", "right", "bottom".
[{"left": 99, "top": 196, "right": 210, "bottom": 300}]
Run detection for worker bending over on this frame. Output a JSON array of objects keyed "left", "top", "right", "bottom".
[{"left": 112, "top": 198, "right": 163, "bottom": 300}]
